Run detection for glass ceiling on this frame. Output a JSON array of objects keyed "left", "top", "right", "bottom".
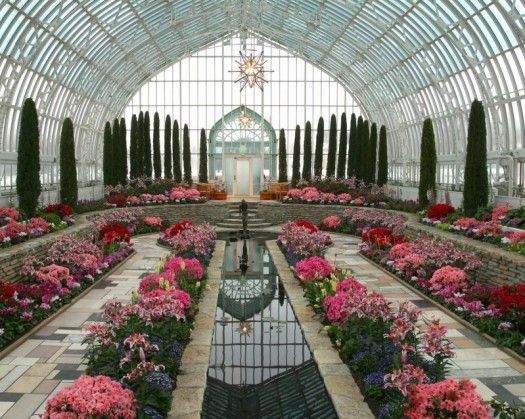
[{"left": 0, "top": 0, "right": 524, "bottom": 186}]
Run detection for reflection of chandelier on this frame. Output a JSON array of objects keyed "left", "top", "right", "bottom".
[
  {"left": 238, "top": 111, "right": 252, "bottom": 128},
  {"left": 231, "top": 51, "right": 272, "bottom": 91},
  {"left": 237, "top": 321, "right": 252, "bottom": 336}
]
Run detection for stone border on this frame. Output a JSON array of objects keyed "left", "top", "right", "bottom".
[
  {"left": 0, "top": 249, "right": 135, "bottom": 360},
  {"left": 266, "top": 240, "right": 374, "bottom": 418},
  {"left": 168, "top": 241, "right": 225, "bottom": 419}
]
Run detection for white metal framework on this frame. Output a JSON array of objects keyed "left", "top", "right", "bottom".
[{"left": 0, "top": 0, "right": 524, "bottom": 195}]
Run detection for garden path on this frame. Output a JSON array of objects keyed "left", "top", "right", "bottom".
[{"left": 0, "top": 234, "right": 169, "bottom": 418}]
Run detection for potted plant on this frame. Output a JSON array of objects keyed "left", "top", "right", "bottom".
[
  {"left": 260, "top": 175, "right": 274, "bottom": 200},
  {"left": 212, "top": 177, "right": 227, "bottom": 200}
]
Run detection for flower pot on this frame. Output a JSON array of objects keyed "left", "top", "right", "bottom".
[
  {"left": 260, "top": 191, "right": 274, "bottom": 200},
  {"left": 212, "top": 191, "right": 227, "bottom": 200}
]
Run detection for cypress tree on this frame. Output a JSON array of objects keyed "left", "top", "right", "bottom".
[
  {"left": 418, "top": 118, "right": 437, "bottom": 208},
  {"left": 137, "top": 111, "right": 144, "bottom": 177},
  {"left": 360, "top": 120, "right": 370, "bottom": 182},
  {"left": 278, "top": 128, "right": 288, "bottom": 183},
  {"left": 347, "top": 113, "right": 357, "bottom": 178},
  {"left": 164, "top": 115, "right": 172, "bottom": 179},
  {"left": 129, "top": 114, "right": 138, "bottom": 178},
  {"left": 144, "top": 111, "right": 152, "bottom": 178},
  {"left": 369, "top": 122, "right": 378, "bottom": 184},
  {"left": 377, "top": 125, "right": 388, "bottom": 187},
  {"left": 354, "top": 116, "right": 364, "bottom": 180},
  {"left": 463, "top": 100, "right": 488, "bottom": 216},
  {"left": 173, "top": 119, "right": 182, "bottom": 183},
  {"left": 59, "top": 117, "right": 77, "bottom": 207},
  {"left": 103, "top": 121, "right": 112, "bottom": 186},
  {"left": 17, "top": 98, "right": 41, "bottom": 217},
  {"left": 199, "top": 128, "right": 208, "bottom": 183},
  {"left": 314, "top": 117, "right": 324, "bottom": 178},
  {"left": 302, "top": 121, "right": 312, "bottom": 181},
  {"left": 119, "top": 117, "right": 127, "bottom": 184},
  {"left": 337, "top": 112, "right": 347, "bottom": 179},
  {"left": 153, "top": 112, "right": 161, "bottom": 178},
  {"left": 291, "top": 125, "right": 301, "bottom": 187},
  {"left": 183, "top": 124, "right": 192, "bottom": 184},
  {"left": 326, "top": 114, "right": 337, "bottom": 178},
  {"left": 111, "top": 118, "right": 120, "bottom": 185}
]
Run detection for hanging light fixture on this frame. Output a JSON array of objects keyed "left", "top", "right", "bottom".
[
  {"left": 237, "top": 321, "right": 252, "bottom": 336},
  {"left": 231, "top": 51, "right": 272, "bottom": 91},
  {"left": 238, "top": 110, "right": 252, "bottom": 128}
]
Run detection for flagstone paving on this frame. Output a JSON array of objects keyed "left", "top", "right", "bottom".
[{"left": 0, "top": 235, "right": 170, "bottom": 418}]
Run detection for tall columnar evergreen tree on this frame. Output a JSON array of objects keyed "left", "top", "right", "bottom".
[
  {"left": 463, "top": 100, "right": 488, "bottom": 216},
  {"left": 137, "top": 111, "right": 144, "bottom": 177},
  {"left": 183, "top": 124, "right": 192, "bottom": 184},
  {"left": 377, "top": 125, "right": 388, "bottom": 187},
  {"left": 337, "top": 112, "right": 347, "bottom": 179},
  {"left": 59, "top": 117, "right": 77, "bottom": 207},
  {"left": 164, "top": 115, "right": 172, "bottom": 179},
  {"left": 173, "top": 119, "right": 182, "bottom": 183},
  {"left": 278, "top": 128, "right": 288, "bottom": 183},
  {"left": 119, "top": 117, "right": 127, "bottom": 184},
  {"left": 17, "top": 98, "right": 41, "bottom": 216},
  {"left": 111, "top": 118, "right": 120, "bottom": 185},
  {"left": 354, "top": 116, "right": 364, "bottom": 180},
  {"left": 103, "top": 121, "right": 112, "bottom": 186},
  {"left": 144, "top": 111, "right": 152, "bottom": 178},
  {"left": 314, "top": 117, "right": 324, "bottom": 178},
  {"left": 369, "top": 122, "right": 378, "bottom": 184},
  {"left": 347, "top": 113, "right": 357, "bottom": 178},
  {"left": 199, "top": 128, "right": 208, "bottom": 183},
  {"left": 152, "top": 112, "right": 161, "bottom": 178},
  {"left": 326, "top": 114, "right": 337, "bottom": 178},
  {"left": 360, "top": 120, "right": 370, "bottom": 182},
  {"left": 302, "top": 121, "right": 312, "bottom": 181},
  {"left": 291, "top": 125, "right": 301, "bottom": 187},
  {"left": 129, "top": 114, "right": 138, "bottom": 178},
  {"left": 418, "top": 118, "right": 437, "bottom": 208}
]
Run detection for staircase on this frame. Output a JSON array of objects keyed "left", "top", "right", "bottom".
[{"left": 215, "top": 202, "right": 273, "bottom": 229}]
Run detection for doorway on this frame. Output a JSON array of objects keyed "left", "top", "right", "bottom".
[{"left": 233, "top": 157, "right": 253, "bottom": 197}]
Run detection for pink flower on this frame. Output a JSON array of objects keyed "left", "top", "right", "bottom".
[
  {"left": 507, "top": 231, "right": 525, "bottom": 244},
  {"left": 337, "top": 193, "right": 352, "bottom": 203},
  {"left": 137, "top": 272, "right": 177, "bottom": 295},
  {"left": 420, "top": 318, "right": 454, "bottom": 358},
  {"left": 164, "top": 257, "right": 204, "bottom": 281},
  {"left": 491, "top": 203, "right": 512, "bottom": 222},
  {"left": 287, "top": 188, "right": 304, "bottom": 199},
  {"left": 321, "top": 215, "right": 341, "bottom": 230},
  {"left": 0, "top": 207, "right": 21, "bottom": 221},
  {"left": 21, "top": 310, "right": 33, "bottom": 320},
  {"left": 384, "top": 364, "right": 427, "bottom": 396},
  {"left": 429, "top": 266, "right": 469, "bottom": 296},
  {"left": 295, "top": 257, "right": 334, "bottom": 281},
  {"left": 453, "top": 217, "right": 480, "bottom": 231},
  {"left": 144, "top": 216, "right": 162, "bottom": 227}
]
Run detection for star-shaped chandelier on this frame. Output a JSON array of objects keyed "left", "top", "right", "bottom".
[
  {"left": 231, "top": 51, "right": 272, "bottom": 91},
  {"left": 238, "top": 110, "right": 252, "bottom": 128}
]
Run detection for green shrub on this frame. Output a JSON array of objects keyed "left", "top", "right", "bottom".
[
  {"left": 418, "top": 118, "right": 437, "bottom": 208},
  {"left": 59, "top": 117, "right": 78, "bottom": 207}
]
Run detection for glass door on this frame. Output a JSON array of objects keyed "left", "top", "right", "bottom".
[{"left": 233, "top": 158, "right": 252, "bottom": 196}]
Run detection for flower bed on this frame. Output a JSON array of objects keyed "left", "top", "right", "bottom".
[
  {"left": 421, "top": 203, "right": 525, "bottom": 256},
  {"left": 277, "top": 219, "right": 332, "bottom": 265},
  {"left": 0, "top": 232, "right": 133, "bottom": 350},
  {"left": 106, "top": 185, "right": 205, "bottom": 208},
  {"left": 44, "top": 223, "right": 216, "bottom": 418},
  {"left": 320, "top": 208, "right": 406, "bottom": 237},
  {"left": 0, "top": 205, "right": 75, "bottom": 248}
]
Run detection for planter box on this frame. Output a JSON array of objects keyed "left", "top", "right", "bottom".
[
  {"left": 212, "top": 191, "right": 227, "bottom": 200},
  {"left": 260, "top": 191, "right": 274, "bottom": 200}
]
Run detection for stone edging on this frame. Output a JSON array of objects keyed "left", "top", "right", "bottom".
[
  {"left": 0, "top": 249, "right": 136, "bottom": 360},
  {"left": 266, "top": 240, "right": 374, "bottom": 418},
  {"left": 168, "top": 241, "right": 226, "bottom": 419},
  {"left": 359, "top": 253, "right": 525, "bottom": 365}
]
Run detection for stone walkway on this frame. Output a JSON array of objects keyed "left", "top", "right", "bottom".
[
  {"left": 326, "top": 232, "right": 525, "bottom": 406},
  {"left": 0, "top": 235, "right": 169, "bottom": 418}
]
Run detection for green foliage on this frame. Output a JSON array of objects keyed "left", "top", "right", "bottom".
[
  {"left": 360, "top": 120, "right": 370, "bottom": 182},
  {"left": 39, "top": 212, "right": 62, "bottom": 226},
  {"left": 369, "top": 122, "right": 378, "bottom": 184},
  {"left": 291, "top": 125, "right": 301, "bottom": 187},
  {"left": 137, "top": 111, "right": 145, "bottom": 177},
  {"left": 17, "top": 98, "right": 41, "bottom": 217},
  {"left": 377, "top": 125, "right": 388, "bottom": 187},
  {"left": 173, "top": 119, "right": 182, "bottom": 183},
  {"left": 103, "top": 121, "right": 112, "bottom": 186},
  {"left": 490, "top": 398, "right": 525, "bottom": 419},
  {"left": 111, "top": 118, "right": 120, "bottom": 185},
  {"left": 418, "top": 118, "right": 437, "bottom": 208},
  {"left": 337, "top": 112, "right": 347, "bottom": 179},
  {"left": 347, "top": 113, "right": 357, "bottom": 178},
  {"left": 153, "top": 112, "right": 161, "bottom": 179},
  {"left": 164, "top": 115, "right": 172, "bottom": 179},
  {"left": 326, "top": 114, "right": 337, "bottom": 178},
  {"left": 354, "top": 116, "right": 364, "bottom": 180},
  {"left": 314, "top": 116, "right": 324, "bottom": 178},
  {"left": 302, "top": 121, "right": 312, "bottom": 181},
  {"left": 129, "top": 114, "right": 138, "bottom": 179},
  {"left": 463, "top": 99, "right": 488, "bottom": 216},
  {"left": 199, "top": 128, "right": 208, "bottom": 183},
  {"left": 119, "top": 118, "right": 127, "bottom": 184},
  {"left": 59, "top": 117, "right": 78, "bottom": 206},
  {"left": 144, "top": 111, "right": 152, "bottom": 178},
  {"left": 183, "top": 123, "right": 192, "bottom": 184},
  {"left": 278, "top": 128, "right": 288, "bottom": 183}
]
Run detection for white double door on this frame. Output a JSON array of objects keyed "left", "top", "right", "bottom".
[{"left": 233, "top": 157, "right": 253, "bottom": 197}]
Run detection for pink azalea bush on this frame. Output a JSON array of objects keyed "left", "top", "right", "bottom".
[
  {"left": 91, "top": 208, "right": 145, "bottom": 232},
  {"left": 428, "top": 266, "right": 470, "bottom": 297},
  {"left": 164, "top": 257, "right": 204, "bottom": 281},
  {"left": 42, "top": 375, "right": 136, "bottom": 418},
  {"left": 0, "top": 207, "right": 21, "bottom": 221},
  {"left": 343, "top": 207, "right": 406, "bottom": 237},
  {"left": 321, "top": 215, "right": 342, "bottom": 230},
  {"left": 143, "top": 216, "right": 162, "bottom": 227},
  {"left": 278, "top": 221, "right": 332, "bottom": 259},
  {"left": 162, "top": 223, "right": 216, "bottom": 261},
  {"left": 295, "top": 257, "right": 334, "bottom": 281}
]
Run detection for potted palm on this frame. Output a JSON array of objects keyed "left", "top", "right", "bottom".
[
  {"left": 211, "top": 177, "right": 227, "bottom": 200},
  {"left": 260, "top": 176, "right": 274, "bottom": 200}
]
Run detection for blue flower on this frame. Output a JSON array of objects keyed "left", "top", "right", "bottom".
[
  {"left": 142, "top": 406, "right": 164, "bottom": 419},
  {"left": 170, "top": 341, "right": 184, "bottom": 364},
  {"left": 363, "top": 371, "right": 385, "bottom": 387},
  {"left": 351, "top": 351, "right": 367, "bottom": 364},
  {"left": 145, "top": 371, "right": 174, "bottom": 391},
  {"left": 377, "top": 403, "right": 395, "bottom": 419}
]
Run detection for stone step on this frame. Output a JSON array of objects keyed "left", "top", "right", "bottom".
[
  {"left": 216, "top": 221, "right": 273, "bottom": 229},
  {"left": 223, "top": 218, "right": 266, "bottom": 223},
  {"left": 226, "top": 213, "right": 259, "bottom": 219}
]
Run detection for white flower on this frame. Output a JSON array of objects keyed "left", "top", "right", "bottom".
[
  {"left": 3, "top": 237, "right": 11, "bottom": 243},
  {"left": 521, "top": 339, "right": 525, "bottom": 348},
  {"left": 501, "top": 237, "right": 511, "bottom": 244},
  {"left": 0, "top": 328, "right": 4, "bottom": 337}
]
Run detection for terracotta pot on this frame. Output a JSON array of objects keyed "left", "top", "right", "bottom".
[
  {"left": 259, "top": 191, "right": 274, "bottom": 200},
  {"left": 212, "top": 191, "right": 227, "bottom": 200}
]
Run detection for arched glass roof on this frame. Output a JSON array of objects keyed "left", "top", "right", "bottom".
[{"left": 0, "top": 0, "right": 524, "bottom": 186}]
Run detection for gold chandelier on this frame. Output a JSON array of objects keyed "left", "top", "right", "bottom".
[
  {"left": 238, "top": 110, "right": 252, "bottom": 128},
  {"left": 231, "top": 51, "right": 272, "bottom": 91}
]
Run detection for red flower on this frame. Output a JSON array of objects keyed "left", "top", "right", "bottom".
[
  {"left": 362, "top": 227, "right": 399, "bottom": 247},
  {"left": 427, "top": 203, "right": 456, "bottom": 221},
  {"left": 164, "top": 220, "right": 193, "bottom": 238},
  {"left": 99, "top": 223, "right": 131, "bottom": 244},
  {"left": 44, "top": 203, "right": 73, "bottom": 219},
  {"left": 0, "top": 279, "right": 15, "bottom": 303},
  {"left": 106, "top": 194, "right": 128, "bottom": 208},
  {"left": 490, "top": 284, "right": 525, "bottom": 314},
  {"left": 295, "top": 219, "right": 318, "bottom": 233}
]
